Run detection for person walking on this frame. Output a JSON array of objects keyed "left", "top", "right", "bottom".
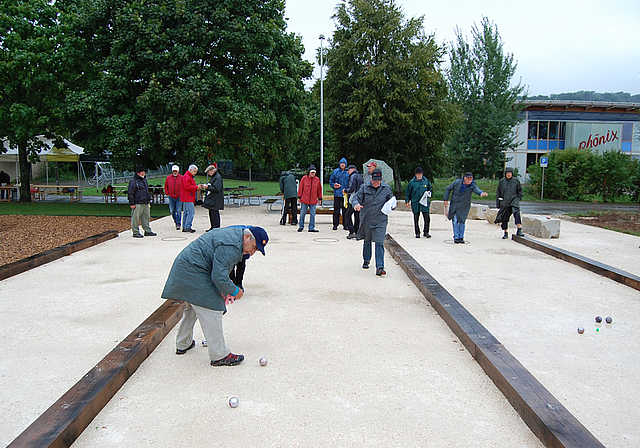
[
  {"left": 344, "top": 165, "right": 364, "bottom": 239},
  {"left": 443, "top": 172, "right": 488, "bottom": 244},
  {"left": 329, "top": 157, "right": 350, "bottom": 230},
  {"left": 128, "top": 165, "right": 156, "bottom": 238},
  {"left": 297, "top": 165, "right": 323, "bottom": 233},
  {"left": 202, "top": 164, "right": 224, "bottom": 230},
  {"left": 279, "top": 170, "right": 298, "bottom": 226},
  {"left": 405, "top": 167, "right": 432, "bottom": 238},
  {"left": 352, "top": 169, "right": 395, "bottom": 276},
  {"left": 161, "top": 226, "right": 269, "bottom": 366},
  {"left": 181, "top": 164, "right": 201, "bottom": 233},
  {"left": 495, "top": 167, "right": 524, "bottom": 238},
  {"left": 164, "top": 165, "right": 183, "bottom": 230}
]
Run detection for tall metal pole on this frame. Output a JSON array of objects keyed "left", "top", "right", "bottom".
[{"left": 319, "top": 34, "right": 325, "bottom": 191}]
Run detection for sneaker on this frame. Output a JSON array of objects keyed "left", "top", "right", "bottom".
[
  {"left": 376, "top": 268, "right": 386, "bottom": 276},
  {"left": 176, "top": 340, "right": 195, "bottom": 355},
  {"left": 516, "top": 229, "right": 524, "bottom": 237},
  {"left": 502, "top": 232, "right": 509, "bottom": 239},
  {"left": 347, "top": 232, "right": 356, "bottom": 239},
  {"left": 175, "top": 224, "right": 181, "bottom": 230},
  {"left": 144, "top": 231, "right": 157, "bottom": 236},
  {"left": 297, "top": 227, "right": 304, "bottom": 232},
  {"left": 424, "top": 233, "right": 431, "bottom": 238},
  {"left": 132, "top": 234, "right": 143, "bottom": 238},
  {"left": 459, "top": 238, "right": 465, "bottom": 244},
  {"left": 211, "top": 353, "right": 244, "bottom": 366},
  {"left": 362, "top": 261, "right": 370, "bottom": 269},
  {"left": 309, "top": 229, "right": 319, "bottom": 232}
]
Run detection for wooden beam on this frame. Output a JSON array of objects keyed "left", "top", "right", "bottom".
[
  {"left": 7, "top": 299, "right": 184, "bottom": 448},
  {"left": 512, "top": 234, "right": 640, "bottom": 292},
  {"left": 0, "top": 231, "right": 119, "bottom": 281},
  {"left": 385, "top": 235, "right": 604, "bottom": 448}
]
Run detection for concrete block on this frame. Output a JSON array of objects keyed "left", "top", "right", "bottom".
[
  {"left": 468, "top": 203, "right": 490, "bottom": 220},
  {"left": 522, "top": 214, "right": 561, "bottom": 238},
  {"left": 430, "top": 200, "right": 445, "bottom": 215},
  {"left": 485, "top": 208, "right": 515, "bottom": 225}
]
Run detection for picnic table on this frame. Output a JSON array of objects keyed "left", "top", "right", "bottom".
[
  {"left": 31, "top": 185, "right": 82, "bottom": 202},
  {"left": 0, "top": 185, "right": 18, "bottom": 202},
  {"left": 224, "top": 186, "right": 258, "bottom": 206}
]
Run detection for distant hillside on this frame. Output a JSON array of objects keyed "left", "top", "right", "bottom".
[{"left": 528, "top": 91, "right": 640, "bottom": 103}]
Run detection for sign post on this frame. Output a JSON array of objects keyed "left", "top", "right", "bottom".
[{"left": 540, "top": 156, "right": 548, "bottom": 201}]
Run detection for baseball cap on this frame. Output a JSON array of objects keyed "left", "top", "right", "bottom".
[
  {"left": 464, "top": 172, "right": 473, "bottom": 178},
  {"left": 171, "top": 165, "right": 179, "bottom": 171},
  {"left": 248, "top": 226, "right": 269, "bottom": 255},
  {"left": 366, "top": 161, "right": 377, "bottom": 168},
  {"left": 347, "top": 164, "right": 356, "bottom": 170},
  {"left": 371, "top": 168, "right": 382, "bottom": 180},
  {"left": 308, "top": 165, "right": 317, "bottom": 173}
]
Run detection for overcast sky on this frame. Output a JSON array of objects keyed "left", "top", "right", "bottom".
[{"left": 284, "top": 0, "right": 640, "bottom": 96}]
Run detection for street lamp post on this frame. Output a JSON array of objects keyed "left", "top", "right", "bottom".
[{"left": 319, "top": 34, "right": 325, "bottom": 191}]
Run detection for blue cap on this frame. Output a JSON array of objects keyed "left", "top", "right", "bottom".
[{"left": 248, "top": 226, "right": 269, "bottom": 255}]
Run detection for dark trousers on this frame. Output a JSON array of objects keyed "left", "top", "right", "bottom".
[
  {"left": 281, "top": 197, "right": 298, "bottom": 225},
  {"left": 333, "top": 196, "right": 347, "bottom": 227},
  {"left": 413, "top": 212, "right": 430, "bottom": 236},
  {"left": 501, "top": 207, "right": 522, "bottom": 230},
  {"left": 229, "top": 259, "right": 246, "bottom": 289},
  {"left": 344, "top": 205, "right": 360, "bottom": 233},
  {"left": 208, "top": 209, "right": 220, "bottom": 229}
]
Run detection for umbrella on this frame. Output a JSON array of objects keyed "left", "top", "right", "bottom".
[{"left": 362, "top": 158, "right": 394, "bottom": 186}]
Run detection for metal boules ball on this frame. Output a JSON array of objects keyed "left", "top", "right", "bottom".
[
  {"left": 577, "top": 327, "right": 585, "bottom": 334},
  {"left": 595, "top": 316, "right": 603, "bottom": 323},
  {"left": 605, "top": 317, "right": 613, "bottom": 324},
  {"left": 229, "top": 397, "right": 239, "bottom": 408}
]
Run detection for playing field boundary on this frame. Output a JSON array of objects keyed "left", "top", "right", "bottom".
[
  {"left": 0, "top": 230, "right": 119, "bottom": 281},
  {"left": 385, "top": 234, "right": 604, "bottom": 448},
  {"left": 512, "top": 234, "right": 640, "bottom": 292}
]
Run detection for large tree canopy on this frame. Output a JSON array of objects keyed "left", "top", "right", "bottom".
[
  {"left": 0, "top": 0, "right": 66, "bottom": 201},
  {"left": 323, "top": 0, "right": 460, "bottom": 193},
  {"left": 446, "top": 17, "right": 526, "bottom": 178},
  {"left": 62, "top": 0, "right": 313, "bottom": 170}
]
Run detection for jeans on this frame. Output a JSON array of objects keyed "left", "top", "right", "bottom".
[
  {"left": 299, "top": 203, "right": 317, "bottom": 230},
  {"left": 182, "top": 202, "right": 195, "bottom": 229},
  {"left": 168, "top": 196, "right": 182, "bottom": 225},
  {"left": 363, "top": 239, "right": 385, "bottom": 269},
  {"left": 452, "top": 213, "right": 465, "bottom": 240}
]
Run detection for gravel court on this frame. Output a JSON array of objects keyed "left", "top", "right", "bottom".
[{"left": 2, "top": 203, "right": 635, "bottom": 447}]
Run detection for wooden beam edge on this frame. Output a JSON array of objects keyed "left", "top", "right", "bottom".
[
  {"left": 7, "top": 299, "right": 184, "bottom": 448},
  {"left": 384, "top": 234, "right": 605, "bottom": 448}
]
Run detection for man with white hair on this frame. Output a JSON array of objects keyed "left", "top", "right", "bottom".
[{"left": 180, "top": 164, "right": 201, "bottom": 233}]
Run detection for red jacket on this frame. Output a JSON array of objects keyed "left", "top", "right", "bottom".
[
  {"left": 180, "top": 171, "right": 198, "bottom": 203},
  {"left": 164, "top": 173, "right": 183, "bottom": 199},
  {"left": 298, "top": 174, "right": 322, "bottom": 205}
]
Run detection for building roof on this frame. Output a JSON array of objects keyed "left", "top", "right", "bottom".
[{"left": 519, "top": 100, "right": 640, "bottom": 113}]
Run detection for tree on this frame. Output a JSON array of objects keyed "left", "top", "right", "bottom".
[
  {"left": 323, "top": 0, "right": 460, "bottom": 194},
  {"left": 62, "top": 0, "right": 313, "bottom": 171},
  {"left": 0, "top": 0, "right": 65, "bottom": 201},
  {"left": 446, "top": 17, "right": 526, "bottom": 178}
]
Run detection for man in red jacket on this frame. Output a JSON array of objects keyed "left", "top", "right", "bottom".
[
  {"left": 297, "top": 165, "right": 323, "bottom": 233},
  {"left": 164, "top": 165, "right": 183, "bottom": 230},
  {"left": 181, "top": 164, "right": 201, "bottom": 233}
]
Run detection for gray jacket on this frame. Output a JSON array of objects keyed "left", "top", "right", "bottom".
[
  {"left": 352, "top": 181, "right": 394, "bottom": 241},
  {"left": 161, "top": 227, "right": 243, "bottom": 312},
  {"left": 443, "top": 178, "right": 484, "bottom": 222}
]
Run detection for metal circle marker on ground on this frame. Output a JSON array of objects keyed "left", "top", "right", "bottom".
[
  {"left": 161, "top": 237, "right": 188, "bottom": 242},
  {"left": 313, "top": 238, "right": 339, "bottom": 243}
]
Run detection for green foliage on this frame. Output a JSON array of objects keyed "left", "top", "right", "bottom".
[
  {"left": 445, "top": 17, "right": 526, "bottom": 178},
  {"left": 323, "top": 0, "right": 461, "bottom": 195},
  {"left": 529, "top": 91, "right": 640, "bottom": 103},
  {"left": 527, "top": 148, "right": 637, "bottom": 202}
]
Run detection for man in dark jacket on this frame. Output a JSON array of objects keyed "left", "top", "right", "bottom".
[
  {"left": 345, "top": 165, "right": 364, "bottom": 239},
  {"left": 443, "top": 172, "right": 488, "bottom": 244},
  {"left": 405, "top": 167, "right": 432, "bottom": 238},
  {"left": 352, "top": 169, "right": 395, "bottom": 276},
  {"left": 164, "top": 165, "right": 182, "bottom": 230},
  {"left": 202, "top": 164, "right": 224, "bottom": 230},
  {"left": 495, "top": 167, "right": 524, "bottom": 238},
  {"left": 161, "top": 226, "right": 269, "bottom": 366},
  {"left": 279, "top": 170, "right": 298, "bottom": 226},
  {"left": 329, "top": 157, "right": 350, "bottom": 230},
  {"left": 128, "top": 165, "right": 156, "bottom": 238}
]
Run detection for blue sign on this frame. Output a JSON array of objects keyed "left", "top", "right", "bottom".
[{"left": 540, "top": 157, "right": 548, "bottom": 168}]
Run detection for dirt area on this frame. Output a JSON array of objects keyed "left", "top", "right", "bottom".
[
  {"left": 0, "top": 215, "right": 131, "bottom": 266},
  {"left": 565, "top": 210, "right": 640, "bottom": 235}
]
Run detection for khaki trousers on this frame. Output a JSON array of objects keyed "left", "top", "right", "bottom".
[
  {"left": 131, "top": 203, "right": 152, "bottom": 235},
  {"left": 176, "top": 302, "right": 230, "bottom": 362}
]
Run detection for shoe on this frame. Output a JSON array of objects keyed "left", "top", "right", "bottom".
[
  {"left": 175, "top": 224, "right": 180, "bottom": 230},
  {"left": 347, "top": 232, "right": 356, "bottom": 239},
  {"left": 309, "top": 229, "right": 319, "bottom": 232},
  {"left": 291, "top": 222, "right": 298, "bottom": 226},
  {"left": 502, "top": 232, "right": 509, "bottom": 239},
  {"left": 182, "top": 228, "right": 196, "bottom": 233},
  {"left": 362, "top": 261, "right": 370, "bottom": 269},
  {"left": 424, "top": 233, "right": 431, "bottom": 238},
  {"left": 332, "top": 226, "right": 338, "bottom": 230},
  {"left": 376, "top": 268, "right": 386, "bottom": 276},
  {"left": 211, "top": 353, "right": 245, "bottom": 366},
  {"left": 415, "top": 234, "right": 420, "bottom": 238},
  {"left": 279, "top": 222, "right": 286, "bottom": 226},
  {"left": 132, "top": 234, "right": 143, "bottom": 238},
  {"left": 297, "top": 227, "right": 304, "bottom": 232},
  {"left": 144, "top": 231, "right": 157, "bottom": 236},
  {"left": 454, "top": 238, "right": 460, "bottom": 244},
  {"left": 516, "top": 229, "right": 524, "bottom": 237},
  {"left": 176, "top": 340, "right": 195, "bottom": 355},
  {"left": 459, "top": 239, "right": 465, "bottom": 244}
]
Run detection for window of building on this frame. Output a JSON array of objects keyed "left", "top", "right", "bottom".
[{"left": 528, "top": 122, "right": 538, "bottom": 140}]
